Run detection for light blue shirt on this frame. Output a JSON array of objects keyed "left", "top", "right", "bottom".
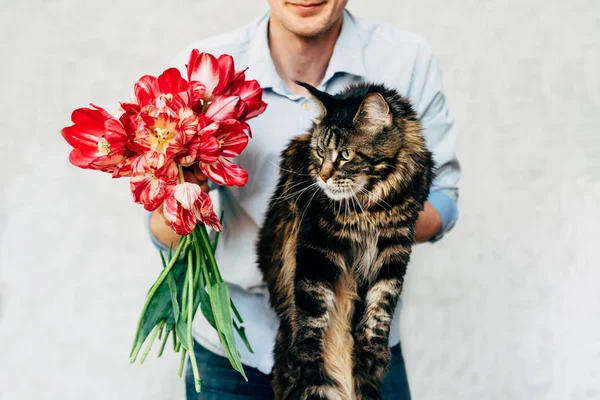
[{"left": 148, "top": 10, "right": 460, "bottom": 375}]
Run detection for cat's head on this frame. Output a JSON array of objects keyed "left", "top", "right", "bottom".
[{"left": 297, "top": 81, "right": 420, "bottom": 201}]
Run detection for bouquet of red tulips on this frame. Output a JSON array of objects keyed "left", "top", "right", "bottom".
[{"left": 61, "top": 50, "right": 266, "bottom": 392}]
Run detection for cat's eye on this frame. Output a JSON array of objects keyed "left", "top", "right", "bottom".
[
  {"left": 316, "top": 147, "right": 324, "bottom": 157},
  {"left": 340, "top": 149, "right": 353, "bottom": 160}
]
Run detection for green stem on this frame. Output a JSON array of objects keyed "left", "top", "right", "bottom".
[
  {"left": 196, "top": 225, "right": 243, "bottom": 323},
  {"left": 140, "top": 321, "right": 164, "bottom": 364},
  {"left": 157, "top": 329, "right": 170, "bottom": 358},
  {"left": 197, "top": 225, "right": 220, "bottom": 281},
  {"left": 178, "top": 349, "right": 187, "bottom": 377},
  {"left": 158, "top": 322, "right": 164, "bottom": 340},
  {"left": 187, "top": 249, "right": 202, "bottom": 392},
  {"left": 178, "top": 165, "right": 185, "bottom": 184},
  {"left": 130, "top": 236, "right": 188, "bottom": 362},
  {"left": 172, "top": 330, "right": 179, "bottom": 352}
]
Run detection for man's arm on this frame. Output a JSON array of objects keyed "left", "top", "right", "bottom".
[
  {"left": 410, "top": 41, "right": 461, "bottom": 243},
  {"left": 414, "top": 202, "right": 442, "bottom": 243}
]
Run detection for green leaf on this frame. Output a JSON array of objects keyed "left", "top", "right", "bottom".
[
  {"left": 211, "top": 210, "right": 225, "bottom": 252},
  {"left": 130, "top": 257, "right": 187, "bottom": 362},
  {"left": 197, "top": 262, "right": 217, "bottom": 329},
  {"left": 160, "top": 251, "right": 180, "bottom": 324},
  {"left": 157, "top": 328, "right": 170, "bottom": 358},
  {"left": 233, "top": 321, "right": 254, "bottom": 354},
  {"left": 175, "top": 316, "right": 191, "bottom": 351},
  {"left": 209, "top": 282, "right": 247, "bottom": 380}
]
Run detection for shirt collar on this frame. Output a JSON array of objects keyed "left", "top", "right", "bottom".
[{"left": 246, "top": 10, "right": 366, "bottom": 93}]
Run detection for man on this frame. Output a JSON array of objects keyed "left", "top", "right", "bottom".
[{"left": 149, "top": 1, "right": 460, "bottom": 398}]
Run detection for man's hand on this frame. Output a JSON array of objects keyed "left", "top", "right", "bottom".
[
  {"left": 149, "top": 165, "right": 210, "bottom": 248},
  {"left": 413, "top": 202, "right": 443, "bottom": 243}
]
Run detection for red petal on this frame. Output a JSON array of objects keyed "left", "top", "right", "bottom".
[
  {"left": 200, "top": 157, "right": 248, "bottom": 187},
  {"left": 186, "top": 80, "right": 206, "bottom": 109},
  {"left": 177, "top": 107, "right": 199, "bottom": 137},
  {"left": 230, "top": 79, "right": 262, "bottom": 102},
  {"left": 213, "top": 54, "right": 234, "bottom": 95},
  {"left": 193, "top": 191, "right": 222, "bottom": 232},
  {"left": 187, "top": 50, "right": 220, "bottom": 100},
  {"left": 244, "top": 100, "right": 267, "bottom": 120},
  {"left": 129, "top": 173, "right": 169, "bottom": 211},
  {"left": 158, "top": 68, "right": 188, "bottom": 95},
  {"left": 204, "top": 95, "right": 241, "bottom": 121},
  {"left": 163, "top": 188, "right": 197, "bottom": 235},
  {"left": 196, "top": 128, "right": 221, "bottom": 164},
  {"left": 172, "top": 182, "right": 202, "bottom": 210},
  {"left": 155, "top": 160, "right": 179, "bottom": 185},
  {"left": 134, "top": 75, "right": 160, "bottom": 106},
  {"left": 216, "top": 124, "right": 248, "bottom": 158}
]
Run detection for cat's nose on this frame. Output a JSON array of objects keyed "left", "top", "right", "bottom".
[{"left": 319, "top": 174, "right": 328, "bottom": 182}]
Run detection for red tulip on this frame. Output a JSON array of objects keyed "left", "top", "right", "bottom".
[
  {"left": 196, "top": 120, "right": 249, "bottom": 187},
  {"left": 186, "top": 51, "right": 238, "bottom": 102},
  {"left": 129, "top": 158, "right": 178, "bottom": 211},
  {"left": 135, "top": 106, "right": 199, "bottom": 169},
  {"left": 175, "top": 118, "right": 220, "bottom": 166},
  {"left": 225, "top": 78, "right": 267, "bottom": 121},
  {"left": 163, "top": 182, "right": 222, "bottom": 235},
  {"left": 62, "top": 104, "right": 128, "bottom": 172},
  {"left": 133, "top": 68, "right": 204, "bottom": 110},
  {"left": 204, "top": 95, "right": 242, "bottom": 121}
]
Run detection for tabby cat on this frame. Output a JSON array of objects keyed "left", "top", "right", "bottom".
[{"left": 257, "top": 81, "right": 433, "bottom": 400}]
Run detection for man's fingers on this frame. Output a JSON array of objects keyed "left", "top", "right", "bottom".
[
  {"left": 200, "top": 182, "right": 210, "bottom": 193},
  {"left": 193, "top": 165, "right": 208, "bottom": 182},
  {"left": 183, "top": 170, "right": 201, "bottom": 184}
]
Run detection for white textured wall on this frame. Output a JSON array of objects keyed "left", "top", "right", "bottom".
[{"left": 1, "top": 1, "right": 599, "bottom": 399}]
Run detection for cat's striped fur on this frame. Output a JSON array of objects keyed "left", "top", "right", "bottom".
[{"left": 257, "top": 82, "right": 433, "bottom": 399}]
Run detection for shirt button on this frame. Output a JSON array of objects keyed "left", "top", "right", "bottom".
[{"left": 302, "top": 101, "right": 310, "bottom": 111}]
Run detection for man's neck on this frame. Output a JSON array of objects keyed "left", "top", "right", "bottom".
[{"left": 268, "top": 16, "right": 343, "bottom": 95}]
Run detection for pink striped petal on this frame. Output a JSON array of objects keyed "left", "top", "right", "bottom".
[
  {"left": 130, "top": 173, "right": 168, "bottom": 211},
  {"left": 213, "top": 54, "right": 235, "bottom": 95},
  {"left": 204, "top": 95, "right": 241, "bottom": 121},
  {"left": 200, "top": 157, "right": 248, "bottom": 187},
  {"left": 216, "top": 124, "right": 248, "bottom": 158},
  {"left": 192, "top": 191, "right": 222, "bottom": 232},
  {"left": 134, "top": 75, "right": 160, "bottom": 106},
  {"left": 187, "top": 50, "right": 220, "bottom": 100},
  {"left": 163, "top": 189, "right": 197, "bottom": 236},
  {"left": 173, "top": 182, "right": 202, "bottom": 210}
]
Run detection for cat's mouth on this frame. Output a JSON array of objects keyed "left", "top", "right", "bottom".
[{"left": 316, "top": 177, "right": 366, "bottom": 201}]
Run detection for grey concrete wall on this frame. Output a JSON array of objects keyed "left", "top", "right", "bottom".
[{"left": 1, "top": 1, "right": 598, "bottom": 399}]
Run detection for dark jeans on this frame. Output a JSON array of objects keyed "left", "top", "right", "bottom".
[{"left": 186, "top": 341, "right": 411, "bottom": 399}]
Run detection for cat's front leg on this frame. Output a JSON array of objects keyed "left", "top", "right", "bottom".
[
  {"left": 353, "top": 243, "right": 409, "bottom": 400},
  {"left": 282, "top": 245, "right": 345, "bottom": 400}
]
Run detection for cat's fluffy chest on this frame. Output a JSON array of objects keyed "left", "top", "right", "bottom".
[{"left": 348, "top": 231, "right": 380, "bottom": 282}]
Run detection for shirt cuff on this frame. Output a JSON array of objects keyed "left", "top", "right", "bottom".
[{"left": 427, "top": 190, "right": 459, "bottom": 243}]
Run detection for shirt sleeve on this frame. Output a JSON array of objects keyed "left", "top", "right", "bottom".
[{"left": 408, "top": 41, "right": 461, "bottom": 242}]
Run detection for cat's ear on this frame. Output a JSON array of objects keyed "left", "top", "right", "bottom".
[
  {"left": 295, "top": 81, "right": 333, "bottom": 121},
  {"left": 354, "top": 92, "right": 392, "bottom": 134}
]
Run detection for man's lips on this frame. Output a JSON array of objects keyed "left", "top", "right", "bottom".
[{"left": 287, "top": 2, "right": 326, "bottom": 11}]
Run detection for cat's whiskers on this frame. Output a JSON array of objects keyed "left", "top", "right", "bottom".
[
  {"left": 298, "top": 186, "right": 321, "bottom": 230},
  {"left": 271, "top": 182, "right": 319, "bottom": 207},
  {"left": 269, "top": 160, "right": 313, "bottom": 177},
  {"left": 292, "top": 184, "right": 320, "bottom": 215},
  {"left": 352, "top": 194, "right": 375, "bottom": 227},
  {"left": 358, "top": 187, "right": 393, "bottom": 211},
  {"left": 271, "top": 180, "right": 312, "bottom": 203}
]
